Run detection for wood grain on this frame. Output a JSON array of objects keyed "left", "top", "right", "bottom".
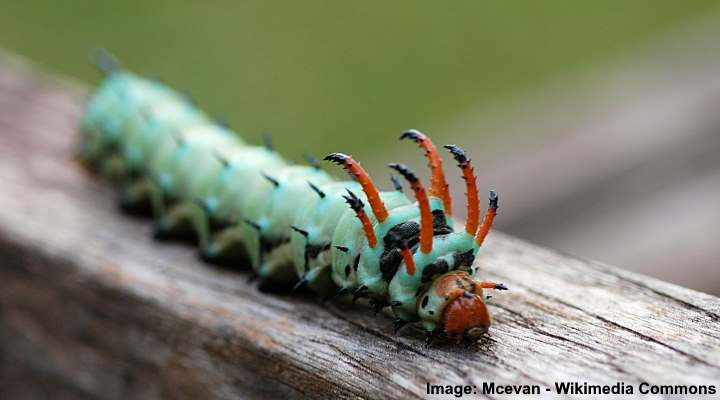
[{"left": 1, "top": 53, "right": 719, "bottom": 399}]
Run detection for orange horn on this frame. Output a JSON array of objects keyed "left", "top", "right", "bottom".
[
  {"left": 388, "top": 163, "right": 433, "bottom": 254},
  {"left": 400, "top": 130, "right": 452, "bottom": 216},
  {"left": 325, "top": 153, "right": 389, "bottom": 223},
  {"left": 444, "top": 145, "right": 479, "bottom": 235},
  {"left": 475, "top": 191, "right": 498, "bottom": 247}
]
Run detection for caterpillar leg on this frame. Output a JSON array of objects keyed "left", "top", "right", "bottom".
[
  {"left": 119, "top": 178, "right": 153, "bottom": 211},
  {"left": 156, "top": 201, "right": 210, "bottom": 248},
  {"left": 99, "top": 153, "right": 129, "bottom": 181},
  {"left": 204, "top": 225, "right": 246, "bottom": 259}
]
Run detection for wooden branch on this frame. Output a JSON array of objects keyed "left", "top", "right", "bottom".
[{"left": 1, "top": 52, "right": 719, "bottom": 399}]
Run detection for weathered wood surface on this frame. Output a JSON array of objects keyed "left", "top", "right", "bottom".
[{"left": 1, "top": 53, "right": 719, "bottom": 400}]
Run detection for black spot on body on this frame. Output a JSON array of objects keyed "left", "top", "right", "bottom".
[
  {"left": 377, "top": 209, "right": 454, "bottom": 282},
  {"left": 344, "top": 264, "right": 351, "bottom": 277},
  {"left": 421, "top": 259, "right": 449, "bottom": 283},
  {"left": 421, "top": 296, "right": 429, "bottom": 308}
]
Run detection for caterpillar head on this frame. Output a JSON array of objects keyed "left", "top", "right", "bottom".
[{"left": 326, "top": 131, "right": 503, "bottom": 340}]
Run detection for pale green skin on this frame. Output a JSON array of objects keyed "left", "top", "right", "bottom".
[{"left": 81, "top": 70, "right": 485, "bottom": 333}]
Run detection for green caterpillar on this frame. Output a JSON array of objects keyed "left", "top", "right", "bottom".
[{"left": 79, "top": 51, "right": 507, "bottom": 344}]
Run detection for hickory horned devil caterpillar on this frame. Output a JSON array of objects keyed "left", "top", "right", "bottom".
[{"left": 79, "top": 50, "right": 508, "bottom": 345}]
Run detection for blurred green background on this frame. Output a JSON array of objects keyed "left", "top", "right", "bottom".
[{"left": 1, "top": 0, "right": 717, "bottom": 161}]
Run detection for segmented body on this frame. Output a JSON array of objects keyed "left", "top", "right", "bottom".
[{"left": 80, "top": 56, "right": 506, "bottom": 342}]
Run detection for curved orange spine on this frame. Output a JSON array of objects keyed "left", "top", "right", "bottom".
[
  {"left": 400, "top": 130, "right": 452, "bottom": 216},
  {"left": 357, "top": 209, "right": 378, "bottom": 248},
  {"left": 389, "top": 163, "right": 433, "bottom": 254},
  {"left": 443, "top": 145, "right": 479, "bottom": 235},
  {"left": 475, "top": 191, "right": 498, "bottom": 247},
  {"left": 325, "top": 153, "right": 389, "bottom": 223},
  {"left": 342, "top": 189, "right": 378, "bottom": 248}
]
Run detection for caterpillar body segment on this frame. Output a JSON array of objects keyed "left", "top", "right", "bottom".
[{"left": 81, "top": 57, "right": 506, "bottom": 343}]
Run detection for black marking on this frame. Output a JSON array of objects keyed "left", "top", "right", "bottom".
[
  {"left": 453, "top": 249, "right": 475, "bottom": 269},
  {"left": 421, "top": 296, "right": 429, "bottom": 308},
  {"left": 387, "top": 163, "right": 418, "bottom": 183},
  {"left": 399, "top": 129, "right": 424, "bottom": 142},
  {"left": 324, "top": 152, "right": 349, "bottom": 164},
  {"left": 353, "top": 254, "right": 360, "bottom": 271},
  {"left": 488, "top": 190, "right": 499, "bottom": 210},
  {"left": 443, "top": 144, "right": 468, "bottom": 165},
  {"left": 303, "top": 152, "right": 321, "bottom": 169},
  {"left": 290, "top": 225, "right": 308, "bottom": 237},
  {"left": 421, "top": 259, "right": 449, "bottom": 283},
  {"left": 307, "top": 181, "right": 326, "bottom": 198},
  {"left": 334, "top": 245, "right": 349, "bottom": 252},
  {"left": 263, "top": 173, "right": 280, "bottom": 187},
  {"left": 344, "top": 264, "right": 351, "bottom": 278},
  {"left": 428, "top": 310, "right": 434, "bottom": 315},
  {"left": 378, "top": 210, "right": 452, "bottom": 283},
  {"left": 262, "top": 132, "right": 274, "bottom": 151},
  {"left": 486, "top": 296, "right": 492, "bottom": 301},
  {"left": 390, "top": 174, "right": 403, "bottom": 192},
  {"left": 495, "top": 283, "right": 509, "bottom": 291},
  {"left": 243, "top": 218, "right": 261, "bottom": 231}
]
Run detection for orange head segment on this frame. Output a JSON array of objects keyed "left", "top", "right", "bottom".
[
  {"left": 400, "top": 130, "right": 452, "bottom": 216},
  {"left": 475, "top": 191, "right": 498, "bottom": 247},
  {"left": 442, "top": 291, "right": 491, "bottom": 339},
  {"left": 444, "top": 145, "right": 479, "bottom": 236},
  {"left": 388, "top": 163, "right": 433, "bottom": 254},
  {"left": 325, "top": 153, "right": 389, "bottom": 223},
  {"left": 342, "top": 189, "right": 378, "bottom": 248}
]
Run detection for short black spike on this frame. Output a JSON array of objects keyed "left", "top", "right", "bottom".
[
  {"left": 262, "top": 132, "right": 274, "bottom": 151},
  {"left": 215, "top": 116, "right": 229, "bottom": 129},
  {"left": 334, "top": 245, "right": 349, "bottom": 252},
  {"left": 90, "top": 48, "right": 120, "bottom": 75},
  {"left": 303, "top": 152, "right": 321, "bottom": 169},
  {"left": 243, "top": 218, "right": 261, "bottom": 231},
  {"left": 262, "top": 173, "right": 280, "bottom": 187},
  {"left": 214, "top": 151, "right": 230, "bottom": 168},
  {"left": 342, "top": 189, "right": 364, "bottom": 212},
  {"left": 290, "top": 225, "right": 309, "bottom": 237},
  {"left": 387, "top": 163, "right": 418, "bottom": 183},
  {"left": 390, "top": 174, "right": 403, "bottom": 192},
  {"left": 494, "top": 282, "right": 508, "bottom": 291},
  {"left": 307, "top": 181, "right": 326, "bottom": 198}
]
